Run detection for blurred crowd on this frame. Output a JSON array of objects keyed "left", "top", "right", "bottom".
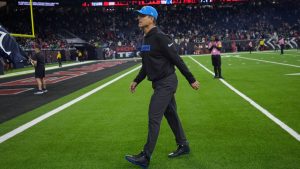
[{"left": 0, "top": 1, "right": 299, "bottom": 54}]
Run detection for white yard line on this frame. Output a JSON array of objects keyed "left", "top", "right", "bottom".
[
  {"left": 260, "top": 52, "right": 300, "bottom": 57},
  {"left": 182, "top": 50, "right": 299, "bottom": 58},
  {"left": 232, "top": 56, "right": 300, "bottom": 68},
  {"left": 286, "top": 73, "right": 300, "bottom": 76},
  {"left": 189, "top": 56, "right": 300, "bottom": 142},
  {"left": 0, "top": 65, "right": 141, "bottom": 144}
]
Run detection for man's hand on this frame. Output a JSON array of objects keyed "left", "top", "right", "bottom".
[
  {"left": 191, "top": 81, "right": 200, "bottom": 90},
  {"left": 31, "top": 59, "right": 37, "bottom": 67},
  {"left": 29, "top": 58, "right": 35, "bottom": 66},
  {"left": 130, "top": 82, "right": 138, "bottom": 93}
]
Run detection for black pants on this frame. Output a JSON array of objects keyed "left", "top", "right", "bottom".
[
  {"left": 280, "top": 44, "right": 284, "bottom": 54},
  {"left": 143, "top": 73, "right": 187, "bottom": 158},
  {"left": 211, "top": 55, "right": 222, "bottom": 77},
  {"left": 58, "top": 58, "right": 62, "bottom": 67}
]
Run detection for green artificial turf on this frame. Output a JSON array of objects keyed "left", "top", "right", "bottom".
[{"left": 0, "top": 51, "right": 299, "bottom": 169}]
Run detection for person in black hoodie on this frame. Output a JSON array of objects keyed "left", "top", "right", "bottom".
[{"left": 125, "top": 6, "right": 200, "bottom": 169}]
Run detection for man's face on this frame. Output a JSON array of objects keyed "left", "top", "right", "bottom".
[{"left": 137, "top": 14, "right": 154, "bottom": 28}]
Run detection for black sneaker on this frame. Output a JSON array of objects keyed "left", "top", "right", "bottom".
[
  {"left": 125, "top": 151, "right": 150, "bottom": 169},
  {"left": 34, "top": 90, "right": 44, "bottom": 95},
  {"left": 42, "top": 89, "right": 48, "bottom": 93},
  {"left": 168, "top": 144, "right": 190, "bottom": 158}
]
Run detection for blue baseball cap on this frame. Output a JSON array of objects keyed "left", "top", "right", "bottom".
[{"left": 136, "top": 6, "right": 158, "bottom": 20}]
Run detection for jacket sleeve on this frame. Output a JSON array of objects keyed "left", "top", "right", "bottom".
[
  {"left": 133, "top": 62, "right": 146, "bottom": 84},
  {"left": 157, "top": 34, "right": 196, "bottom": 84}
]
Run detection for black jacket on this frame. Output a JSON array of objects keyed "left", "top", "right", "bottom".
[{"left": 134, "top": 27, "right": 196, "bottom": 84}]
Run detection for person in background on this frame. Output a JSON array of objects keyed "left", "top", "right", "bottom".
[
  {"left": 30, "top": 45, "right": 47, "bottom": 95},
  {"left": 75, "top": 50, "right": 82, "bottom": 62},
  {"left": 209, "top": 36, "right": 223, "bottom": 78},
  {"left": 77, "top": 50, "right": 83, "bottom": 62},
  {"left": 259, "top": 38, "right": 265, "bottom": 51},
  {"left": 278, "top": 36, "right": 285, "bottom": 55},
  {"left": 248, "top": 41, "right": 253, "bottom": 54},
  {"left": 57, "top": 51, "right": 62, "bottom": 67}
]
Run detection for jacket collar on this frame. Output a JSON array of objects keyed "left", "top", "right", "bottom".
[{"left": 145, "top": 26, "right": 158, "bottom": 38}]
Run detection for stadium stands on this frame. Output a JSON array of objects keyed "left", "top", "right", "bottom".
[{"left": 0, "top": 1, "right": 299, "bottom": 55}]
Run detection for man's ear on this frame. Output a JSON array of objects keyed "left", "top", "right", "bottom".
[{"left": 151, "top": 17, "right": 156, "bottom": 24}]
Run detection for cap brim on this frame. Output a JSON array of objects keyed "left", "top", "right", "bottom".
[
  {"left": 134, "top": 10, "right": 157, "bottom": 20},
  {"left": 135, "top": 10, "right": 145, "bottom": 15}
]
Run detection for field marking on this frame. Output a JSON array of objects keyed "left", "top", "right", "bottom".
[
  {"left": 0, "top": 65, "right": 141, "bottom": 144},
  {"left": 183, "top": 50, "right": 299, "bottom": 58},
  {"left": 189, "top": 56, "right": 300, "bottom": 142},
  {"left": 262, "top": 52, "right": 300, "bottom": 56},
  {"left": 1, "top": 50, "right": 296, "bottom": 78},
  {"left": 0, "top": 61, "right": 97, "bottom": 79},
  {"left": 286, "top": 73, "right": 300, "bottom": 76},
  {"left": 232, "top": 56, "right": 300, "bottom": 68}
]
